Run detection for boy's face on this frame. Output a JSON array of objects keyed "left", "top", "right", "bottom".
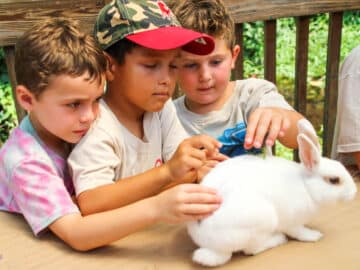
[
  {"left": 177, "top": 37, "right": 239, "bottom": 107},
  {"left": 18, "top": 73, "right": 105, "bottom": 149},
  {"left": 106, "top": 46, "right": 179, "bottom": 114}
]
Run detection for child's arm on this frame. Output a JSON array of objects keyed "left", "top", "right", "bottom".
[
  {"left": 77, "top": 134, "right": 222, "bottom": 215},
  {"left": 244, "top": 107, "right": 304, "bottom": 150},
  {"left": 49, "top": 184, "right": 221, "bottom": 251}
]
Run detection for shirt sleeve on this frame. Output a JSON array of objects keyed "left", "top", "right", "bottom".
[
  {"left": 241, "top": 78, "right": 294, "bottom": 122},
  {"left": 335, "top": 50, "right": 360, "bottom": 154},
  {"left": 68, "top": 125, "right": 121, "bottom": 196},
  {"left": 10, "top": 158, "right": 79, "bottom": 235}
]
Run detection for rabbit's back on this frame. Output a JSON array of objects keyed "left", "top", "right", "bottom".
[
  {"left": 188, "top": 155, "right": 313, "bottom": 249},
  {"left": 201, "top": 155, "right": 300, "bottom": 194}
]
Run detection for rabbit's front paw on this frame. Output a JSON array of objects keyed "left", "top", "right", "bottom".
[
  {"left": 285, "top": 226, "right": 323, "bottom": 242},
  {"left": 192, "top": 247, "right": 232, "bottom": 267}
]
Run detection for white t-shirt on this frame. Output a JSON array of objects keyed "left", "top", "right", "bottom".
[
  {"left": 174, "top": 78, "right": 293, "bottom": 138},
  {"left": 332, "top": 45, "right": 360, "bottom": 167},
  {"left": 68, "top": 99, "right": 189, "bottom": 196}
]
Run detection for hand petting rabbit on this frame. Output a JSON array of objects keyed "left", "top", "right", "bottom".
[{"left": 187, "top": 119, "right": 357, "bottom": 267}]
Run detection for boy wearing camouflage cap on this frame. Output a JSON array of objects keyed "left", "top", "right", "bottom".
[{"left": 68, "top": 0, "right": 226, "bottom": 216}]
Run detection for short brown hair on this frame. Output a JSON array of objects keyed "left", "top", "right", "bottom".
[
  {"left": 15, "top": 18, "right": 107, "bottom": 98},
  {"left": 168, "top": 0, "right": 235, "bottom": 49}
]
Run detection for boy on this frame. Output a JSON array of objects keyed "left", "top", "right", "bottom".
[
  {"left": 332, "top": 44, "right": 360, "bottom": 180},
  {"left": 0, "top": 18, "right": 221, "bottom": 251},
  {"left": 68, "top": 0, "right": 225, "bottom": 215},
  {"left": 169, "top": 0, "right": 304, "bottom": 157}
]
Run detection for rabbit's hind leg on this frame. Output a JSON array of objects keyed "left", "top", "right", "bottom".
[
  {"left": 192, "top": 247, "right": 232, "bottom": 267},
  {"left": 243, "top": 233, "right": 287, "bottom": 255},
  {"left": 285, "top": 225, "right": 323, "bottom": 242}
]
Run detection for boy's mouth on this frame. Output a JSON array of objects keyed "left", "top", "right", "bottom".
[
  {"left": 198, "top": 86, "right": 213, "bottom": 91},
  {"left": 153, "top": 92, "right": 169, "bottom": 97},
  {"left": 73, "top": 129, "right": 88, "bottom": 136}
]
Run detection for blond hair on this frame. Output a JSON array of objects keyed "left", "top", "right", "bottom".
[
  {"left": 15, "top": 18, "right": 107, "bottom": 98},
  {"left": 168, "top": 0, "right": 235, "bottom": 49}
]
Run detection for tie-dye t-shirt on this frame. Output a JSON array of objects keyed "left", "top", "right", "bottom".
[{"left": 0, "top": 116, "right": 79, "bottom": 235}]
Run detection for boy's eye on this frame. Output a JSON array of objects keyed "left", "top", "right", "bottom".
[
  {"left": 183, "top": 63, "right": 198, "bottom": 69},
  {"left": 144, "top": 63, "right": 157, "bottom": 69},
  {"left": 210, "top": 59, "right": 222, "bottom": 66},
  {"left": 67, "top": 102, "right": 80, "bottom": 108}
]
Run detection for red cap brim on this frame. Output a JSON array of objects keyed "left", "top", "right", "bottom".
[{"left": 126, "top": 26, "right": 214, "bottom": 55}]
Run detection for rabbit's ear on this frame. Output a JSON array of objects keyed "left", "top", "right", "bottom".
[
  {"left": 297, "top": 133, "right": 321, "bottom": 171},
  {"left": 297, "top": 119, "right": 321, "bottom": 151}
]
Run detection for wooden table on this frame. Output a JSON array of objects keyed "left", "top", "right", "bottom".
[{"left": 1, "top": 183, "right": 359, "bottom": 270}]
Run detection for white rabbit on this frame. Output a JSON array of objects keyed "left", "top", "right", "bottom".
[{"left": 187, "top": 119, "right": 357, "bottom": 267}]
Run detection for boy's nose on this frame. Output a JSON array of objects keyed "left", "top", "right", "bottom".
[
  {"left": 199, "top": 66, "right": 211, "bottom": 82},
  {"left": 159, "top": 69, "right": 172, "bottom": 86},
  {"left": 80, "top": 106, "right": 97, "bottom": 123}
]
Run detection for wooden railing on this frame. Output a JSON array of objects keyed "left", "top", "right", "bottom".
[{"left": 0, "top": 0, "right": 360, "bottom": 157}]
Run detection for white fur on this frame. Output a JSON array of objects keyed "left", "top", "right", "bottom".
[{"left": 188, "top": 119, "right": 357, "bottom": 267}]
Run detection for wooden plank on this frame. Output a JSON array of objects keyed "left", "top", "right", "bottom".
[
  {"left": 323, "top": 12, "right": 343, "bottom": 158},
  {"left": 294, "top": 16, "right": 310, "bottom": 116},
  {"left": 264, "top": 20, "right": 276, "bottom": 84},
  {"left": 223, "top": 0, "right": 360, "bottom": 23},
  {"left": 264, "top": 20, "right": 277, "bottom": 156},
  {"left": 293, "top": 16, "right": 310, "bottom": 162},
  {"left": 3, "top": 46, "right": 26, "bottom": 121},
  {"left": 0, "top": 0, "right": 106, "bottom": 46},
  {"left": 233, "top": 23, "right": 244, "bottom": 80}
]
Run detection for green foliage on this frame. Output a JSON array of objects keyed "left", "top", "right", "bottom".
[
  {"left": 243, "top": 21, "right": 264, "bottom": 77},
  {"left": 0, "top": 47, "right": 17, "bottom": 145},
  {"left": 275, "top": 142, "right": 294, "bottom": 161}
]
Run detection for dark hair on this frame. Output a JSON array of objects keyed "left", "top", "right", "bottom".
[
  {"left": 105, "top": 38, "right": 138, "bottom": 65},
  {"left": 15, "top": 18, "right": 107, "bottom": 98}
]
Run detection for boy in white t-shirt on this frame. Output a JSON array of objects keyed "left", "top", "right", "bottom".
[
  {"left": 169, "top": 0, "right": 304, "bottom": 157},
  {"left": 332, "top": 44, "right": 360, "bottom": 180},
  {"left": 68, "top": 0, "right": 226, "bottom": 215}
]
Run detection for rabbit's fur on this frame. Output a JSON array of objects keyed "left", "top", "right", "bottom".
[{"left": 187, "top": 119, "right": 357, "bottom": 267}]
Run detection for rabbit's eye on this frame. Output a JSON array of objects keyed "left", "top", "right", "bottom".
[{"left": 327, "top": 177, "right": 340, "bottom": 185}]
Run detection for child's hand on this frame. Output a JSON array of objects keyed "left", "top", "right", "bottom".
[
  {"left": 153, "top": 184, "right": 222, "bottom": 223},
  {"left": 244, "top": 107, "right": 290, "bottom": 149},
  {"left": 197, "top": 152, "right": 228, "bottom": 182},
  {"left": 166, "top": 134, "right": 222, "bottom": 182}
]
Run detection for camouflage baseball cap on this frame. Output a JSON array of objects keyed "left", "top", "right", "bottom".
[{"left": 94, "top": 0, "right": 214, "bottom": 55}]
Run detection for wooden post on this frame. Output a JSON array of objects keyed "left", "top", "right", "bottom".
[
  {"left": 3, "top": 46, "right": 26, "bottom": 121},
  {"left": 323, "top": 12, "right": 343, "bottom": 158}
]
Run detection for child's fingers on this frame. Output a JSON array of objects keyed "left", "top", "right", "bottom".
[
  {"left": 265, "top": 115, "right": 283, "bottom": 146},
  {"left": 179, "top": 183, "right": 219, "bottom": 194},
  {"left": 184, "top": 148, "right": 219, "bottom": 169},
  {"left": 204, "top": 159, "right": 220, "bottom": 168},
  {"left": 265, "top": 115, "right": 291, "bottom": 146},
  {"left": 252, "top": 112, "right": 272, "bottom": 148},
  {"left": 187, "top": 134, "right": 222, "bottom": 152},
  {"left": 182, "top": 191, "right": 222, "bottom": 205},
  {"left": 208, "top": 152, "right": 228, "bottom": 161},
  {"left": 180, "top": 203, "right": 221, "bottom": 216},
  {"left": 280, "top": 116, "right": 290, "bottom": 136},
  {"left": 184, "top": 214, "right": 212, "bottom": 222},
  {"left": 245, "top": 110, "right": 261, "bottom": 148}
]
